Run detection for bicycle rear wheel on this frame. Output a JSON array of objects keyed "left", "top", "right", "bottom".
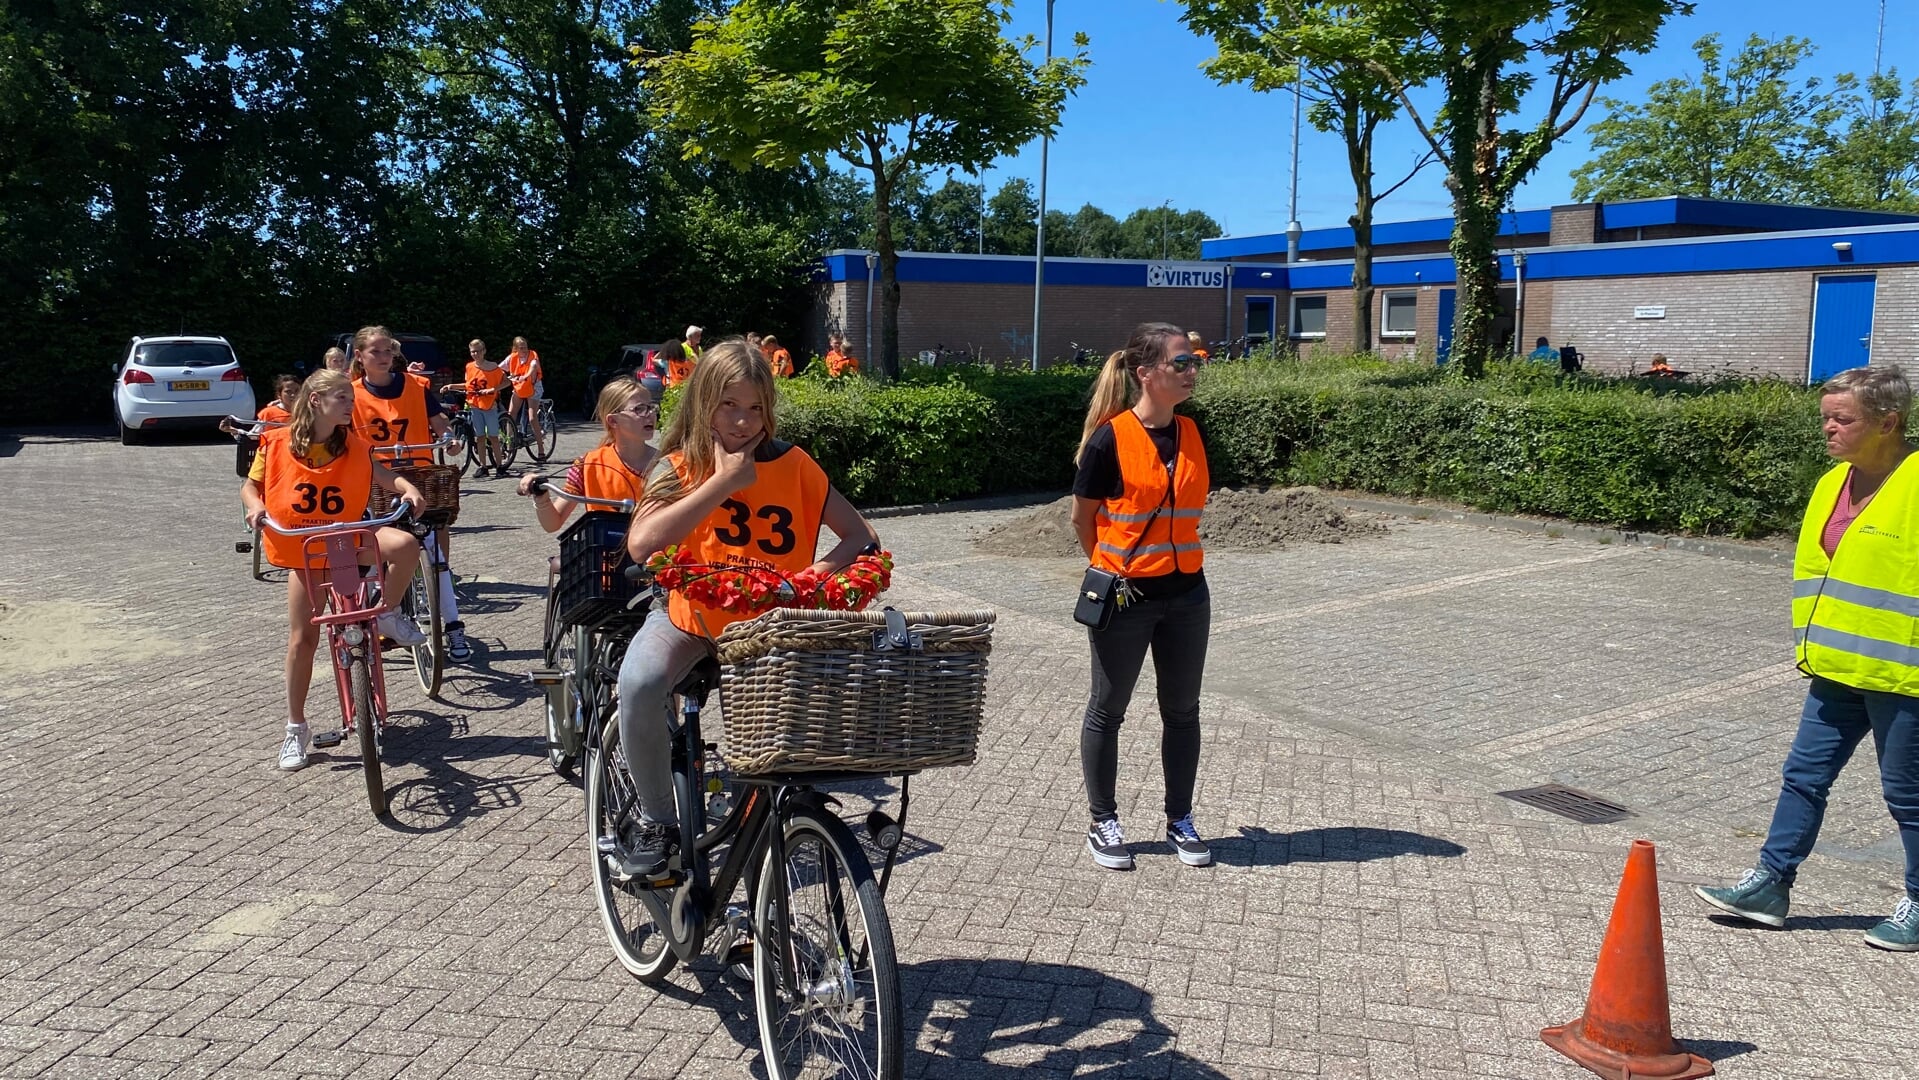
[
  {"left": 350, "top": 657, "right": 387, "bottom": 817},
  {"left": 402, "top": 559, "right": 443, "bottom": 697},
  {"left": 754, "top": 804, "right": 901, "bottom": 1080},
  {"left": 585, "top": 724, "right": 677, "bottom": 981},
  {"left": 528, "top": 401, "right": 556, "bottom": 463},
  {"left": 452, "top": 416, "right": 478, "bottom": 477}
]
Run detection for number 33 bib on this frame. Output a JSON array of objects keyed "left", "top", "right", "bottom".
[{"left": 666, "top": 441, "right": 829, "bottom": 638}]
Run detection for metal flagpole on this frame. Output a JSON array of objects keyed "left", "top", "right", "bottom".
[{"left": 1030, "top": 0, "right": 1054, "bottom": 372}]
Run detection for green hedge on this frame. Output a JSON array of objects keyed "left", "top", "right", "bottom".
[{"left": 668, "top": 356, "right": 1829, "bottom": 536}]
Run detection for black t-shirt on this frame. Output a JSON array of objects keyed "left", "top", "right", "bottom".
[{"left": 1072, "top": 417, "right": 1204, "bottom": 602}]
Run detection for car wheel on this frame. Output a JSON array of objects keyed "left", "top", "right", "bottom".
[{"left": 118, "top": 412, "right": 141, "bottom": 445}]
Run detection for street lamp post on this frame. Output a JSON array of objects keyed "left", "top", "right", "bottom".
[
  {"left": 1512, "top": 249, "right": 1528, "bottom": 358},
  {"left": 1286, "top": 61, "right": 1303, "bottom": 264},
  {"left": 1030, "top": 0, "right": 1054, "bottom": 372},
  {"left": 864, "top": 251, "right": 878, "bottom": 367}
]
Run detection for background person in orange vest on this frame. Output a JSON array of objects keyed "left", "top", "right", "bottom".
[
  {"left": 504, "top": 336, "right": 543, "bottom": 449},
  {"left": 1069, "top": 322, "right": 1212, "bottom": 872},
  {"left": 463, "top": 339, "right": 509, "bottom": 477},
  {"left": 242, "top": 369, "right": 425, "bottom": 771},
  {"left": 761, "top": 335, "right": 794, "bottom": 378},
  {"left": 608, "top": 339, "right": 879, "bottom": 879},
  {"left": 518, "top": 376, "right": 657, "bottom": 532},
  {"left": 1186, "top": 330, "right": 1210, "bottom": 362},
  {"left": 823, "top": 333, "right": 859, "bottom": 377},
  {"left": 661, "top": 338, "right": 693, "bottom": 388}
]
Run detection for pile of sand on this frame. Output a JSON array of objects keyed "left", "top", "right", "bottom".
[{"left": 973, "top": 486, "right": 1383, "bottom": 558}]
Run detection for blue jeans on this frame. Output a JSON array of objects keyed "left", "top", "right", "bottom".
[{"left": 1760, "top": 677, "right": 1919, "bottom": 898}]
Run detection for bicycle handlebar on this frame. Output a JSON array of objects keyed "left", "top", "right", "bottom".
[
  {"left": 259, "top": 502, "right": 413, "bottom": 537},
  {"left": 373, "top": 435, "right": 460, "bottom": 458},
  {"left": 223, "top": 416, "right": 286, "bottom": 437},
  {"left": 525, "top": 480, "right": 635, "bottom": 514}
]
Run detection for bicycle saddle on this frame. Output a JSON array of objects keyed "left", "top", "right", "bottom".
[{"left": 673, "top": 656, "right": 721, "bottom": 706}]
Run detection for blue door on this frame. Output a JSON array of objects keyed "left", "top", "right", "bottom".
[
  {"left": 1435, "top": 289, "right": 1455, "bottom": 365},
  {"left": 1810, "top": 274, "right": 1877, "bottom": 382}
]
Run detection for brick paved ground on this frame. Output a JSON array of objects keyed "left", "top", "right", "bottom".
[{"left": 2, "top": 429, "right": 1915, "bottom": 1079}]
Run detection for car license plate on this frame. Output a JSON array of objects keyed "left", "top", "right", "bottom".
[{"left": 170, "top": 380, "right": 210, "bottom": 391}]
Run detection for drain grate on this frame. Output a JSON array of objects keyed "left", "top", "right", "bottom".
[{"left": 1496, "top": 783, "right": 1634, "bottom": 825}]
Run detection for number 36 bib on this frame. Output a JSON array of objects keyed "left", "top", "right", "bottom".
[
  {"left": 665, "top": 441, "right": 829, "bottom": 639},
  {"left": 258, "top": 428, "right": 375, "bottom": 570}
]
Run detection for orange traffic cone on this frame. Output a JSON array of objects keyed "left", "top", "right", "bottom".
[{"left": 1541, "top": 839, "right": 1714, "bottom": 1080}]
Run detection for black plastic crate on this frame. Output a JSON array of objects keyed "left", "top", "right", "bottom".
[
  {"left": 557, "top": 511, "right": 646, "bottom": 627},
  {"left": 235, "top": 433, "right": 260, "bottom": 478}
]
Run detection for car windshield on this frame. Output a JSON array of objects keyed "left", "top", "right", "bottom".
[
  {"left": 134, "top": 342, "right": 236, "bottom": 368},
  {"left": 398, "top": 339, "right": 445, "bottom": 370}
]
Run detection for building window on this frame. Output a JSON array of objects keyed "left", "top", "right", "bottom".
[
  {"left": 1290, "top": 295, "right": 1327, "bottom": 338},
  {"left": 1382, "top": 292, "right": 1417, "bottom": 337}
]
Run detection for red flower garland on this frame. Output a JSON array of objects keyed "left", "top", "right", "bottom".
[{"left": 644, "top": 545, "right": 894, "bottom": 615}]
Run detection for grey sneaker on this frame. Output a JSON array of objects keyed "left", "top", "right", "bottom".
[
  {"left": 445, "top": 622, "right": 473, "bottom": 663},
  {"left": 1166, "top": 814, "right": 1212, "bottom": 867},
  {"left": 1086, "top": 818, "right": 1133, "bottom": 870},
  {"left": 609, "top": 821, "right": 672, "bottom": 882},
  {"left": 278, "top": 723, "right": 311, "bottom": 771},
  {"left": 1865, "top": 896, "right": 1919, "bottom": 952},
  {"left": 1693, "top": 867, "right": 1790, "bottom": 927},
  {"left": 375, "top": 608, "right": 429, "bottom": 648}
]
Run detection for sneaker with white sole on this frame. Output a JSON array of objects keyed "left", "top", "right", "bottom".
[
  {"left": 1166, "top": 814, "right": 1212, "bottom": 867},
  {"left": 1692, "top": 866, "right": 1790, "bottom": 928},
  {"left": 445, "top": 622, "right": 473, "bottom": 663},
  {"left": 1865, "top": 896, "right": 1919, "bottom": 952},
  {"left": 1086, "top": 817, "right": 1133, "bottom": 870},
  {"left": 278, "top": 723, "right": 311, "bottom": 771},
  {"left": 374, "top": 608, "right": 429, "bottom": 648}
]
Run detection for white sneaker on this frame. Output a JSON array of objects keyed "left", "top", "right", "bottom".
[
  {"left": 375, "top": 608, "right": 429, "bottom": 648},
  {"left": 279, "top": 723, "right": 311, "bottom": 771}
]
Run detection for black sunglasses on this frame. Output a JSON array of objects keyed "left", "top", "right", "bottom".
[{"left": 1162, "top": 353, "right": 1200, "bottom": 373}]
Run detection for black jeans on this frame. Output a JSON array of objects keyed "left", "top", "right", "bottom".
[{"left": 1081, "top": 580, "right": 1211, "bottom": 823}]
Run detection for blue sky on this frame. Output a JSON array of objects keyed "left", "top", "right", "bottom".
[{"left": 960, "top": 0, "right": 1918, "bottom": 241}]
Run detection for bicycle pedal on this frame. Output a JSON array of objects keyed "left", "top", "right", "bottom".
[
  {"left": 312, "top": 729, "right": 345, "bottom": 749},
  {"left": 722, "top": 940, "right": 754, "bottom": 970}
]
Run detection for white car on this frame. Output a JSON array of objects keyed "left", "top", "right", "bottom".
[{"left": 111, "top": 335, "right": 255, "bottom": 444}]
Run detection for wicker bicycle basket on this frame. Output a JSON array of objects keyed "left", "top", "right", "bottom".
[
  {"left": 368, "top": 463, "right": 462, "bottom": 528},
  {"left": 713, "top": 607, "right": 995, "bottom": 776}
]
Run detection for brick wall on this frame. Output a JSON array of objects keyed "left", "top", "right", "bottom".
[
  {"left": 1549, "top": 204, "right": 1599, "bottom": 246},
  {"left": 1544, "top": 270, "right": 1814, "bottom": 378},
  {"left": 1873, "top": 267, "right": 1919, "bottom": 368}
]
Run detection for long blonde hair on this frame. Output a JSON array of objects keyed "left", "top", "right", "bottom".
[
  {"left": 347, "top": 324, "right": 393, "bottom": 381},
  {"left": 289, "top": 369, "right": 353, "bottom": 460},
  {"left": 1075, "top": 322, "right": 1187, "bottom": 463},
  {"left": 648, "top": 339, "right": 778, "bottom": 507},
  {"left": 593, "top": 376, "right": 651, "bottom": 449}
]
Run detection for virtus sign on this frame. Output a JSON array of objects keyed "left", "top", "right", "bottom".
[{"left": 1146, "top": 262, "right": 1226, "bottom": 288}]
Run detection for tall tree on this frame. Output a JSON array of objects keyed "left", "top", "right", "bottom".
[
  {"left": 1184, "top": 0, "right": 1433, "bottom": 353},
  {"left": 646, "top": 0, "right": 1089, "bottom": 376},
  {"left": 1272, "top": 1, "right": 1686, "bottom": 376},
  {"left": 1801, "top": 70, "right": 1919, "bottom": 212},
  {"left": 918, "top": 175, "right": 988, "bottom": 253},
  {"left": 983, "top": 177, "right": 1038, "bottom": 255},
  {"left": 1115, "top": 206, "right": 1221, "bottom": 260},
  {"left": 1570, "top": 34, "right": 1831, "bottom": 204}
]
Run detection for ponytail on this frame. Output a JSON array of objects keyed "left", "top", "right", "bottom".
[{"left": 1074, "top": 322, "right": 1187, "bottom": 464}]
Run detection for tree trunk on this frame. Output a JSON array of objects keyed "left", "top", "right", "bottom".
[
  {"left": 1445, "top": 56, "right": 1503, "bottom": 378},
  {"left": 868, "top": 156, "right": 902, "bottom": 379},
  {"left": 1343, "top": 100, "right": 1375, "bottom": 355}
]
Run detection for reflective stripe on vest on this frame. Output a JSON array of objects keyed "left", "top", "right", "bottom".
[
  {"left": 1792, "top": 455, "right": 1919, "bottom": 695},
  {"left": 665, "top": 444, "right": 829, "bottom": 640},
  {"left": 1089, "top": 411, "right": 1208, "bottom": 578}
]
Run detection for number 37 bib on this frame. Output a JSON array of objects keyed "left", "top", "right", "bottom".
[{"left": 665, "top": 442, "right": 829, "bottom": 639}]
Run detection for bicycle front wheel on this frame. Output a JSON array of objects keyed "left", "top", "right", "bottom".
[
  {"left": 453, "top": 417, "right": 478, "bottom": 477},
  {"left": 754, "top": 804, "right": 902, "bottom": 1080},
  {"left": 350, "top": 657, "right": 388, "bottom": 817},
  {"left": 529, "top": 402, "right": 556, "bottom": 463},
  {"left": 542, "top": 590, "right": 581, "bottom": 779},
  {"left": 585, "top": 724, "right": 677, "bottom": 982},
  {"left": 402, "top": 560, "right": 443, "bottom": 697}
]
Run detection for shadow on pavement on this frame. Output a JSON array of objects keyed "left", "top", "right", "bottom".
[
  {"left": 1705, "top": 912, "right": 1886, "bottom": 932},
  {"left": 365, "top": 709, "right": 550, "bottom": 834},
  {"left": 1211, "top": 825, "right": 1467, "bottom": 867},
  {"left": 1685, "top": 1038, "right": 1759, "bottom": 1062}
]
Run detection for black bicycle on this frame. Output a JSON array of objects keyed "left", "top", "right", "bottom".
[{"left": 587, "top": 564, "right": 909, "bottom": 1080}]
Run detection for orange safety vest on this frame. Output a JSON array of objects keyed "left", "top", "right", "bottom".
[
  {"left": 824, "top": 350, "right": 858, "bottom": 377},
  {"left": 570, "top": 443, "right": 647, "bottom": 505},
  {"left": 257, "top": 402, "right": 291, "bottom": 424},
  {"left": 766, "top": 348, "right": 794, "bottom": 378},
  {"left": 666, "top": 355, "right": 694, "bottom": 388},
  {"left": 353, "top": 372, "right": 435, "bottom": 466},
  {"left": 465, "top": 362, "right": 507, "bottom": 411},
  {"left": 258, "top": 428, "right": 375, "bottom": 570},
  {"left": 1091, "top": 411, "right": 1208, "bottom": 578},
  {"left": 506, "top": 350, "right": 541, "bottom": 399},
  {"left": 664, "top": 443, "right": 829, "bottom": 639}
]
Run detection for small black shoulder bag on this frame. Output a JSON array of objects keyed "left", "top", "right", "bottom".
[{"left": 1074, "top": 424, "right": 1178, "bottom": 630}]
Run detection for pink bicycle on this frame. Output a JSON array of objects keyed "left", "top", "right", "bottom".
[{"left": 257, "top": 502, "right": 414, "bottom": 817}]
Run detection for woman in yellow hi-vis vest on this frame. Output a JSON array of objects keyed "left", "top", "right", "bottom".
[
  {"left": 1694, "top": 365, "right": 1919, "bottom": 951},
  {"left": 1069, "top": 322, "right": 1211, "bottom": 872}
]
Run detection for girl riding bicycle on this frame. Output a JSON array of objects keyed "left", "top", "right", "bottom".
[
  {"left": 504, "top": 336, "right": 543, "bottom": 450},
  {"left": 241, "top": 369, "right": 426, "bottom": 772},
  {"left": 350, "top": 325, "right": 473, "bottom": 663},
  {"left": 611, "top": 339, "right": 879, "bottom": 879},
  {"left": 517, "top": 376, "right": 656, "bottom": 532}
]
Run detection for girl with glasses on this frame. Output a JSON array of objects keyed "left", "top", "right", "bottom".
[
  {"left": 1069, "top": 322, "right": 1213, "bottom": 871},
  {"left": 519, "top": 376, "right": 657, "bottom": 532}
]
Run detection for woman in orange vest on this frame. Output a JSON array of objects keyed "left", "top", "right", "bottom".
[
  {"left": 604, "top": 339, "right": 879, "bottom": 879},
  {"left": 1068, "top": 322, "right": 1212, "bottom": 872},
  {"left": 761, "top": 335, "right": 794, "bottom": 378},
  {"left": 241, "top": 369, "right": 426, "bottom": 772},
  {"left": 504, "top": 335, "right": 544, "bottom": 448},
  {"left": 518, "top": 377, "right": 656, "bottom": 531}
]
